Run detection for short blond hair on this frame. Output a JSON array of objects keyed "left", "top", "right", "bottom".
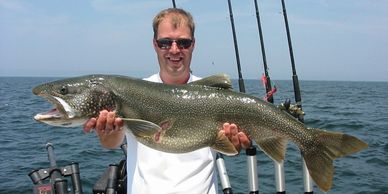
[{"left": 153, "top": 8, "right": 195, "bottom": 39}]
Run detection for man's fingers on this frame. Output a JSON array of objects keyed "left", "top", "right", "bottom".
[
  {"left": 96, "top": 110, "right": 108, "bottom": 133},
  {"left": 229, "top": 123, "right": 238, "bottom": 135},
  {"left": 222, "top": 123, "right": 230, "bottom": 137},
  {"left": 221, "top": 122, "right": 252, "bottom": 152},
  {"left": 83, "top": 118, "right": 96, "bottom": 133},
  {"left": 231, "top": 135, "right": 241, "bottom": 152},
  {"left": 114, "top": 118, "right": 124, "bottom": 131},
  {"left": 239, "top": 132, "right": 252, "bottom": 149},
  {"left": 105, "top": 111, "right": 116, "bottom": 132}
]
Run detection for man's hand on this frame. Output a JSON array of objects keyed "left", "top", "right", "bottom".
[
  {"left": 220, "top": 123, "right": 251, "bottom": 153},
  {"left": 84, "top": 110, "right": 125, "bottom": 149}
]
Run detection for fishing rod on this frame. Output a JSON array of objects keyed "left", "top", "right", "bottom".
[
  {"left": 253, "top": 0, "right": 274, "bottom": 104},
  {"left": 227, "top": 0, "right": 246, "bottom": 93},
  {"left": 171, "top": 0, "right": 176, "bottom": 8},
  {"left": 226, "top": 1, "right": 261, "bottom": 194},
  {"left": 280, "top": 0, "right": 313, "bottom": 193},
  {"left": 280, "top": 0, "right": 302, "bottom": 118},
  {"left": 252, "top": 1, "right": 285, "bottom": 193},
  {"left": 214, "top": 1, "right": 244, "bottom": 193},
  {"left": 220, "top": 1, "right": 244, "bottom": 192}
]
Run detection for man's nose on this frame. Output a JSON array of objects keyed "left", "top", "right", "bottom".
[{"left": 169, "top": 42, "right": 181, "bottom": 54}]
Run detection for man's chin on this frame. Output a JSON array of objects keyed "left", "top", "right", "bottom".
[{"left": 167, "top": 63, "right": 185, "bottom": 72}]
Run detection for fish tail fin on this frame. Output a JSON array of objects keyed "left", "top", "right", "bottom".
[{"left": 302, "top": 128, "right": 368, "bottom": 192}]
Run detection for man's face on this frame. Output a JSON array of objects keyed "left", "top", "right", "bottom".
[{"left": 153, "top": 15, "right": 195, "bottom": 79}]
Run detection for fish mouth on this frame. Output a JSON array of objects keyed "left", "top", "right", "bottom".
[
  {"left": 34, "top": 95, "right": 83, "bottom": 127},
  {"left": 34, "top": 107, "right": 63, "bottom": 120}
]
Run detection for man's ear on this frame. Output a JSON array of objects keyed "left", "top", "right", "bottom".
[
  {"left": 153, "top": 38, "right": 158, "bottom": 51},
  {"left": 191, "top": 37, "right": 195, "bottom": 48}
]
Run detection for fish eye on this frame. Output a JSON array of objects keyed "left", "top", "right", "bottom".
[{"left": 59, "top": 85, "right": 68, "bottom": 95}]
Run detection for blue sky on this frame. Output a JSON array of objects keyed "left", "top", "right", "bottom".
[{"left": 1, "top": 0, "right": 387, "bottom": 81}]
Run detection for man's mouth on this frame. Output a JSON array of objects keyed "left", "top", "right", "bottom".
[{"left": 167, "top": 56, "right": 183, "bottom": 63}]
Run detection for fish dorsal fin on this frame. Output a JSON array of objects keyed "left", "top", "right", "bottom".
[
  {"left": 190, "top": 74, "right": 232, "bottom": 89},
  {"left": 122, "top": 118, "right": 161, "bottom": 137},
  {"left": 211, "top": 132, "right": 238, "bottom": 156},
  {"left": 256, "top": 137, "right": 288, "bottom": 162}
]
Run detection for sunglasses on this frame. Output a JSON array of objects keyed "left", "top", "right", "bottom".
[{"left": 156, "top": 38, "right": 193, "bottom": 49}]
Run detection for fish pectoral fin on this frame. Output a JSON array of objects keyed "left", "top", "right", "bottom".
[
  {"left": 190, "top": 74, "right": 233, "bottom": 90},
  {"left": 211, "top": 132, "right": 238, "bottom": 156},
  {"left": 257, "top": 137, "right": 288, "bottom": 163},
  {"left": 122, "top": 118, "right": 161, "bottom": 137}
]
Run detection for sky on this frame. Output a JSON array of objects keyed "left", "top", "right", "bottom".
[{"left": 0, "top": 0, "right": 387, "bottom": 81}]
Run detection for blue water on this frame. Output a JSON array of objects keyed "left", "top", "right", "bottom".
[{"left": 0, "top": 77, "right": 387, "bottom": 194}]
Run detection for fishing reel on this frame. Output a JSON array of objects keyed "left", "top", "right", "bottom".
[{"left": 278, "top": 98, "right": 305, "bottom": 120}]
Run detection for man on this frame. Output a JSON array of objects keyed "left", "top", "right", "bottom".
[{"left": 84, "top": 8, "right": 250, "bottom": 194}]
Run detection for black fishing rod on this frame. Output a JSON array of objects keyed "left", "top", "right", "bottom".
[
  {"left": 280, "top": 0, "right": 302, "bottom": 119},
  {"left": 171, "top": 0, "right": 176, "bottom": 8},
  {"left": 226, "top": 1, "right": 261, "bottom": 194},
  {"left": 227, "top": 0, "right": 246, "bottom": 93},
  {"left": 253, "top": 1, "right": 285, "bottom": 193},
  {"left": 215, "top": 2, "right": 241, "bottom": 193},
  {"left": 280, "top": 0, "right": 313, "bottom": 193},
  {"left": 253, "top": 0, "right": 273, "bottom": 104}
]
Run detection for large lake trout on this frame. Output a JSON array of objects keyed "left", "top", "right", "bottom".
[{"left": 32, "top": 74, "right": 367, "bottom": 192}]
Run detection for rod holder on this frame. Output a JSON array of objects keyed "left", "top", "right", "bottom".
[
  {"left": 246, "top": 147, "right": 259, "bottom": 194},
  {"left": 216, "top": 153, "right": 233, "bottom": 194},
  {"left": 274, "top": 161, "right": 286, "bottom": 193}
]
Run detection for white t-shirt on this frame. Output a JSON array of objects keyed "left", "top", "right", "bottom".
[{"left": 125, "top": 73, "right": 218, "bottom": 194}]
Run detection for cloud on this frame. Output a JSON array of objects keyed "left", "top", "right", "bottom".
[
  {"left": 90, "top": 0, "right": 168, "bottom": 15},
  {"left": 0, "top": 0, "right": 29, "bottom": 12},
  {"left": 289, "top": 5, "right": 388, "bottom": 37}
]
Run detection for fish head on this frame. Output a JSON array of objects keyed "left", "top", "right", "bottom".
[{"left": 32, "top": 75, "right": 116, "bottom": 127}]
